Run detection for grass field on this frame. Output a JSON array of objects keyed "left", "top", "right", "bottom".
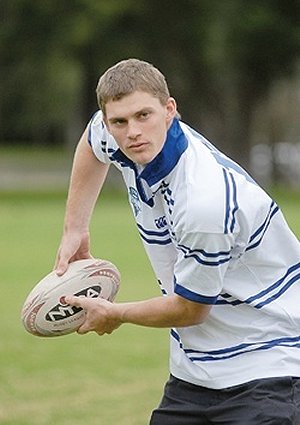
[{"left": 0, "top": 187, "right": 299, "bottom": 425}]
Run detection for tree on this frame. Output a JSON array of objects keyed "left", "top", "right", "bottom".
[
  {"left": 0, "top": 0, "right": 135, "bottom": 144},
  {"left": 92, "top": 0, "right": 300, "bottom": 170},
  {"left": 0, "top": 1, "right": 80, "bottom": 143},
  {"left": 211, "top": 0, "right": 300, "bottom": 169},
  {"left": 1, "top": 0, "right": 299, "bottom": 174}
]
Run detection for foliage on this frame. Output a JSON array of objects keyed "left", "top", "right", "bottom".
[{"left": 1, "top": 0, "right": 300, "bottom": 168}]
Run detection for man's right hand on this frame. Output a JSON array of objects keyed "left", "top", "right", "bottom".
[{"left": 54, "top": 231, "right": 92, "bottom": 276}]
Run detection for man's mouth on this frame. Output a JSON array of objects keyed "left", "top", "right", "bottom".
[{"left": 128, "top": 142, "right": 148, "bottom": 151}]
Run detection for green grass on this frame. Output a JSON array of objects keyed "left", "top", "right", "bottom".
[
  {"left": 268, "top": 187, "right": 300, "bottom": 233},
  {"left": 0, "top": 189, "right": 168, "bottom": 425},
  {"left": 0, "top": 188, "right": 299, "bottom": 425}
]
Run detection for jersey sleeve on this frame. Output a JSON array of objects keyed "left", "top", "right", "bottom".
[
  {"left": 87, "top": 110, "right": 119, "bottom": 164},
  {"left": 173, "top": 230, "right": 234, "bottom": 304}
]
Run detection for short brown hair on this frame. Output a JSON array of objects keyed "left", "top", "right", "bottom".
[{"left": 96, "top": 59, "right": 170, "bottom": 115}]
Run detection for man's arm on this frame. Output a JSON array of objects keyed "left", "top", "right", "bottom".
[
  {"left": 55, "top": 126, "right": 110, "bottom": 275},
  {"left": 65, "top": 294, "right": 212, "bottom": 335}
]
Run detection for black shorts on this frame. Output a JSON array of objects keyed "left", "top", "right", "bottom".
[{"left": 150, "top": 375, "right": 300, "bottom": 425}]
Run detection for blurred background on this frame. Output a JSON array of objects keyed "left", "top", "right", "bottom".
[
  {"left": 1, "top": 2, "right": 300, "bottom": 424},
  {"left": 1, "top": 0, "right": 300, "bottom": 190}
]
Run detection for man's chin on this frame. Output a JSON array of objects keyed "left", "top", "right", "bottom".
[{"left": 129, "top": 152, "right": 156, "bottom": 166}]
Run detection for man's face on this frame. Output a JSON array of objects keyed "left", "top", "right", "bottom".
[{"left": 104, "top": 91, "right": 177, "bottom": 165}]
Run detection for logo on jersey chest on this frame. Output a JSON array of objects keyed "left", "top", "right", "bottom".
[
  {"left": 155, "top": 215, "right": 167, "bottom": 229},
  {"left": 129, "top": 187, "right": 141, "bottom": 216}
]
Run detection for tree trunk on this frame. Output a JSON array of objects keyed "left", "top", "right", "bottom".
[{"left": 222, "top": 78, "right": 256, "bottom": 173}]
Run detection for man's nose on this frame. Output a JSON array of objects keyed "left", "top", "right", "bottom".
[{"left": 127, "top": 120, "right": 141, "bottom": 139}]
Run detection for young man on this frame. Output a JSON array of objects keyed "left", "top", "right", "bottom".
[{"left": 55, "top": 59, "right": 300, "bottom": 424}]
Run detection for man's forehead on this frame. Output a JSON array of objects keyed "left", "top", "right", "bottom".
[{"left": 105, "top": 90, "right": 163, "bottom": 119}]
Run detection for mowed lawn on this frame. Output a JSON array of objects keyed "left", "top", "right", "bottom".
[
  {"left": 0, "top": 190, "right": 168, "bottom": 425},
  {"left": 0, "top": 187, "right": 299, "bottom": 425}
]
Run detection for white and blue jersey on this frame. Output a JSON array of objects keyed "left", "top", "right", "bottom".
[{"left": 88, "top": 110, "right": 300, "bottom": 389}]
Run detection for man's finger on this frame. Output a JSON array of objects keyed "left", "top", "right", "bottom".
[
  {"left": 55, "top": 261, "right": 69, "bottom": 276},
  {"left": 77, "top": 324, "right": 89, "bottom": 335},
  {"left": 64, "top": 295, "right": 86, "bottom": 308},
  {"left": 54, "top": 252, "right": 71, "bottom": 276}
]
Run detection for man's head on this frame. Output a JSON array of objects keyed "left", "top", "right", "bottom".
[
  {"left": 96, "top": 59, "right": 178, "bottom": 165},
  {"left": 96, "top": 58, "right": 170, "bottom": 115}
]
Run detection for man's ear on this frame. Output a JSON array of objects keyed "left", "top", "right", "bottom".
[{"left": 166, "top": 97, "right": 177, "bottom": 122}]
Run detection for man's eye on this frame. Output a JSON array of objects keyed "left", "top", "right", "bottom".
[
  {"left": 113, "top": 120, "right": 126, "bottom": 126},
  {"left": 139, "top": 112, "right": 150, "bottom": 119}
]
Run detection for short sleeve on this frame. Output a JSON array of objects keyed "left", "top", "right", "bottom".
[
  {"left": 174, "top": 231, "right": 234, "bottom": 304},
  {"left": 88, "top": 110, "right": 119, "bottom": 164}
]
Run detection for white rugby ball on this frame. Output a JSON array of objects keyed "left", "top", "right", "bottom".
[{"left": 21, "top": 258, "right": 121, "bottom": 337}]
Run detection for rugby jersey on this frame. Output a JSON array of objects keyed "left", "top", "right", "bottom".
[{"left": 88, "top": 110, "right": 300, "bottom": 389}]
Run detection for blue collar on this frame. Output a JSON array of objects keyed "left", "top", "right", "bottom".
[{"left": 111, "top": 118, "right": 188, "bottom": 187}]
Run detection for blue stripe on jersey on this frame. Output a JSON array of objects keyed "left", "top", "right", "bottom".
[
  {"left": 255, "top": 272, "right": 300, "bottom": 308},
  {"left": 99, "top": 140, "right": 116, "bottom": 163},
  {"left": 250, "top": 262, "right": 300, "bottom": 309},
  {"left": 223, "top": 170, "right": 230, "bottom": 234},
  {"left": 213, "top": 153, "right": 256, "bottom": 184},
  {"left": 100, "top": 140, "right": 115, "bottom": 155},
  {"left": 137, "top": 223, "right": 172, "bottom": 245},
  {"left": 178, "top": 243, "right": 231, "bottom": 266},
  {"left": 171, "top": 328, "right": 184, "bottom": 348},
  {"left": 161, "top": 183, "right": 171, "bottom": 195},
  {"left": 216, "top": 262, "right": 300, "bottom": 308},
  {"left": 137, "top": 223, "right": 169, "bottom": 237},
  {"left": 171, "top": 328, "right": 300, "bottom": 362},
  {"left": 246, "top": 201, "right": 279, "bottom": 252},
  {"left": 163, "top": 194, "right": 175, "bottom": 207},
  {"left": 223, "top": 169, "right": 238, "bottom": 234},
  {"left": 160, "top": 185, "right": 175, "bottom": 216},
  {"left": 229, "top": 173, "right": 238, "bottom": 232},
  {"left": 175, "top": 284, "right": 218, "bottom": 304},
  {"left": 157, "top": 279, "right": 168, "bottom": 296},
  {"left": 186, "top": 124, "right": 256, "bottom": 184},
  {"left": 139, "top": 233, "right": 172, "bottom": 245}
]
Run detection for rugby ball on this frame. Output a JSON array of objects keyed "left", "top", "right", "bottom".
[{"left": 21, "top": 258, "right": 121, "bottom": 337}]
